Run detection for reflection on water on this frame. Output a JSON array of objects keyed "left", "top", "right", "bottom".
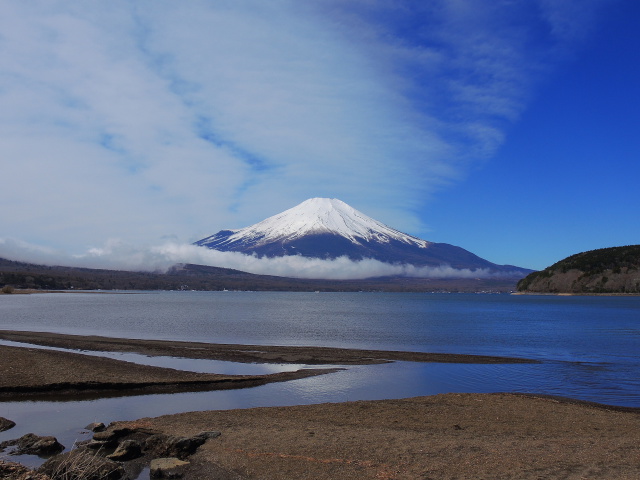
[
  {"left": 0, "top": 361, "right": 508, "bottom": 467},
  {"left": 0, "top": 339, "right": 301, "bottom": 375},
  {"left": 2, "top": 356, "right": 638, "bottom": 470}
]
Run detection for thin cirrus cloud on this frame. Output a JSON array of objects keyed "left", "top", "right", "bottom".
[{"left": 0, "top": 0, "right": 611, "bottom": 276}]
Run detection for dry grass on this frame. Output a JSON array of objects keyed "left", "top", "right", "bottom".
[{"left": 43, "top": 445, "right": 121, "bottom": 480}]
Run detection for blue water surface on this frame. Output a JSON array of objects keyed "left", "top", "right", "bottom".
[{"left": 0, "top": 291, "right": 638, "bottom": 468}]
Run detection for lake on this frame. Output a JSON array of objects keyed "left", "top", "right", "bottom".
[{"left": 1, "top": 291, "right": 639, "bottom": 468}]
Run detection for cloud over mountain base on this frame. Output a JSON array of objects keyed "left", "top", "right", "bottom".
[{"left": 0, "top": 238, "right": 521, "bottom": 280}]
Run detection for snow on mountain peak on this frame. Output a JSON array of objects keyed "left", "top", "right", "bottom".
[{"left": 220, "top": 198, "right": 429, "bottom": 248}]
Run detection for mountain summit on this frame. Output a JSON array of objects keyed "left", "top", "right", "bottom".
[
  {"left": 198, "top": 198, "right": 428, "bottom": 249},
  {"left": 195, "top": 198, "right": 531, "bottom": 277}
]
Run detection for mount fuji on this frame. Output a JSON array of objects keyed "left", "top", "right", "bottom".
[{"left": 195, "top": 198, "right": 531, "bottom": 277}]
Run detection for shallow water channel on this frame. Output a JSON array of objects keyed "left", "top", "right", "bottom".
[{"left": 0, "top": 340, "right": 554, "bottom": 474}]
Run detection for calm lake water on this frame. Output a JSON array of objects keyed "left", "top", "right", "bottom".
[{"left": 1, "top": 291, "right": 639, "bottom": 468}]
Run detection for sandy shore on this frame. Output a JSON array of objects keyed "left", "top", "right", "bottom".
[
  {"left": 1, "top": 332, "right": 639, "bottom": 479},
  {"left": 119, "top": 392, "right": 640, "bottom": 479}
]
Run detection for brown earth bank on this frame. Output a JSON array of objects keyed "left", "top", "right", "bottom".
[
  {"left": 0, "top": 344, "right": 332, "bottom": 400},
  {"left": 101, "top": 392, "right": 640, "bottom": 480},
  {"left": 0, "top": 330, "right": 536, "bottom": 365}
]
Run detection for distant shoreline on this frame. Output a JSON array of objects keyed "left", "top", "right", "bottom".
[
  {"left": 0, "top": 256, "right": 523, "bottom": 292},
  {"left": 1, "top": 288, "right": 142, "bottom": 295},
  {"left": 513, "top": 291, "right": 640, "bottom": 296},
  {"left": 8, "top": 287, "right": 640, "bottom": 296}
]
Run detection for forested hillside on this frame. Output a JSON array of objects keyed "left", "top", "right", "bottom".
[{"left": 517, "top": 245, "right": 640, "bottom": 294}]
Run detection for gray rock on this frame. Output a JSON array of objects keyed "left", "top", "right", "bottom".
[
  {"left": 85, "top": 439, "right": 111, "bottom": 450},
  {"left": 107, "top": 439, "right": 142, "bottom": 461},
  {"left": 30, "top": 436, "right": 64, "bottom": 456},
  {"left": 92, "top": 426, "right": 132, "bottom": 444},
  {"left": 39, "top": 449, "right": 125, "bottom": 480},
  {"left": 91, "top": 430, "right": 115, "bottom": 442},
  {"left": 3, "top": 433, "right": 65, "bottom": 455},
  {"left": 194, "top": 431, "right": 222, "bottom": 441},
  {"left": 0, "top": 417, "right": 15, "bottom": 433},
  {"left": 170, "top": 436, "right": 203, "bottom": 455},
  {"left": 149, "top": 457, "right": 189, "bottom": 479},
  {"left": 0, "top": 459, "right": 49, "bottom": 479},
  {"left": 144, "top": 431, "right": 218, "bottom": 460},
  {"left": 85, "top": 422, "right": 106, "bottom": 432}
]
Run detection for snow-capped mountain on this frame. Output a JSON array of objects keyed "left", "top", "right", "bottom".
[
  {"left": 198, "top": 198, "right": 428, "bottom": 249},
  {"left": 195, "top": 198, "right": 531, "bottom": 276}
]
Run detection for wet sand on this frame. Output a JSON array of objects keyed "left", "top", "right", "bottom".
[
  {"left": 0, "top": 330, "right": 536, "bottom": 365},
  {"left": 0, "top": 344, "right": 332, "bottom": 400},
  {"left": 0, "top": 330, "right": 533, "bottom": 400}
]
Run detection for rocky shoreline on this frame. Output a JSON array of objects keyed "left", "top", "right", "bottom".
[{"left": 0, "top": 423, "right": 225, "bottom": 479}]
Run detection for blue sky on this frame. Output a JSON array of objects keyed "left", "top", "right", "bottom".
[
  {"left": 0, "top": 0, "right": 638, "bottom": 276},
  {"left": 426, "top": 1, "right": 640, "bottom": 269}
]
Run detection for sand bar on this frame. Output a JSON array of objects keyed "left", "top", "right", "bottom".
[
  {"left": 0, "top": 344, "right": 332, "bottom": 400},
  {"left": 0, "top": 330, "right": 537, "bottom": 365}
]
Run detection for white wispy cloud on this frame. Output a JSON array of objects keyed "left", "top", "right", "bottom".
[
  {"left": 0, "top": 237, "right": 505, "bottom": 280},
  {"left": 0, "top": 0, "right": 612, "bottom": 270}
]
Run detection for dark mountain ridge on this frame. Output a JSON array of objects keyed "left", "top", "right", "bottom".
[{"left": 0, "top": 257, "right": 521, "bottom": 293}]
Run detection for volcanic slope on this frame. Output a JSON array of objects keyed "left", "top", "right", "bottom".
[{"left": 195, "top": 198, "right": 531, "bottom": 276}]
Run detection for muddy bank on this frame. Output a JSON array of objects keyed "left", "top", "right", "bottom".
[
  {"left": 0, "top": 344, "right": 333, "bottom": 400},
  {"left": 0, "top": 330, "right": 536, "bottom": 365}
]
